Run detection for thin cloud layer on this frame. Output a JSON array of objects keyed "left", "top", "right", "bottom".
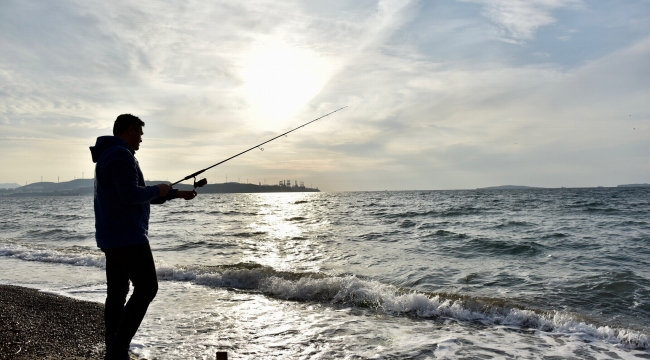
[{"left": 460, "top": 0, "right": 581, "bottom": 42}]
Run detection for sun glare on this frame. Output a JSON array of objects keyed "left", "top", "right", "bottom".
[{"left": 243, "top": 41, "right": 333, "bottom": 125}]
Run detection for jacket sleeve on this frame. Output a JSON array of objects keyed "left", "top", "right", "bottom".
[
  {"left": 150, "top": 189, "right": 178, "bottom": 205},
  {"left": 109, "top": 150, "right": 161, "bottom": 205}
]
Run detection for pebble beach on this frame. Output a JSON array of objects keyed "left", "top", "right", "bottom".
[{"left": 0, "top": 284, "right": 105, "bottom": 359}]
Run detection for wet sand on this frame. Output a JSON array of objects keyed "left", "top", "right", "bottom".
[{"left": 0, "top": 284, "right": 104, "bottom": 359}]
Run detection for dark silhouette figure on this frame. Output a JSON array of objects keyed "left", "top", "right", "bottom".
[{"left": 90, "top": 114, "right": 197, "bottom": 359}]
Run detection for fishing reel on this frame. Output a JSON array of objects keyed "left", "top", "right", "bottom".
[{"left": 193, "top": 177, "right": 208, "bottom": 189}]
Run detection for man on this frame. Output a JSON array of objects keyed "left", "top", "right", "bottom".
[{"left": 90, "top": 114, "right": 197, "bottom": 360}]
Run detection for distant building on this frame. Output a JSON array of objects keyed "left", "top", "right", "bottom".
[{"left": 276, "top": 179, "right": 311, "bottom": 188}]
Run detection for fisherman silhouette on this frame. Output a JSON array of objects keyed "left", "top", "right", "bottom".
[{"left": 90, "top": 114, "right": 197, "bottom": 360}]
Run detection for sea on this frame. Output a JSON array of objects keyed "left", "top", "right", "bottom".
[{"left": 1, "top": 188, "right": 649, "bottom": 359}]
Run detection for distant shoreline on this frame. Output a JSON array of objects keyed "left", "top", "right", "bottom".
[
  {"left": 477, "top": 184, "right": 650, "bottom": 190},
  {"left": 0, "top": 179, "right": 320, "bottom": 197},
  {"left": 2, "top": 179, "right": 649, "bottom": 196},
  {"left": 476, "top": 185, "right": 543, "bottom": 190}
]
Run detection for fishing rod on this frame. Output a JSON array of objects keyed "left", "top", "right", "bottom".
[{"left": 171, "top": 106, "right": 347, "bottom": 188}]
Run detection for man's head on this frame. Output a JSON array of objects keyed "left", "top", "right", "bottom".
[{"left": 113, "top": 114, "right": 145, "bottom": 151}]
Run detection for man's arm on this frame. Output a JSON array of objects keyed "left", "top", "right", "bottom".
[
  {"left": 176, "top": 190, "right": 197, "bottom": 200},
  {"left": 151, "top": 189, "right": 197, "bottom": 204},
  {"left": 150, "top": 186, "right": 179, "bottom": 204},
  {"left": 110, "top": 154, "right": 161, "bottom": 205}
]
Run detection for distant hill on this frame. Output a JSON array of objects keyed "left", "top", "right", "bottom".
[
  {"left": 15, "top": 179, "right": 95, "bottom": 192},
  {"left": 3, "top": 179, "right": 95, "bottom": 196},
  {"left": 0, "top": 183, "right": 20, "bottom": 189},
  {"left": 617, "top": 183, "right": 650, "bottom": 188},
  {"left": 477, "top": 185, "right": 544, "bottom": 190}
]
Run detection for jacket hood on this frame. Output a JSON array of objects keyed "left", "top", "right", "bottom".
[{"left": 90, "top": 136, "right": 133, "bottom": 163}]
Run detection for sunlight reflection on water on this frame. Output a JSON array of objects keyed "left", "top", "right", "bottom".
[{"left": 240, "top": 193, "right": 323, "bottom": 272}]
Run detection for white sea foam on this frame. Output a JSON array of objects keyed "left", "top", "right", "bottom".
[
  {"left": 2, "top": 240, "right": 648, "bottom": 349},
  {"left": 0, "top": 241, "right": 105, "bottom": 268},
  {"left": 155, "top": 263, "right": 649, "bottom": 349}
]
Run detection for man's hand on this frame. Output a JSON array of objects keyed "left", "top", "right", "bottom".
[
  {"left": 177, "top": 190, "right": 198, "bottom": 200},
  {"left": 157, "top": 184, "right": 172, "bottom": 196}
]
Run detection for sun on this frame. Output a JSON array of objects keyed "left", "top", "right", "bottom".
[{"left": 242, "top": 40, "right": 333, "bottom": 125}]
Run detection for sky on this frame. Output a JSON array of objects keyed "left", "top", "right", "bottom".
[{"left": 1, "top": 0, "right": 649, "bottom": 191}]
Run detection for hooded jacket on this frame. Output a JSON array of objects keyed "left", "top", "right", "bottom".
[{"left": 90, "top": 136, "right": 177, "bottom": 249}]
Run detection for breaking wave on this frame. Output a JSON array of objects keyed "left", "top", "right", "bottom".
[
  {"left": 1, "top": 240, "right": 647, "bottom": 349},
  {"left": 0, "top": 240, "right": 105, "bottom": 268}
]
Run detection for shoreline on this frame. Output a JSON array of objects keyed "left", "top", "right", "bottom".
[{"left": 0, "top": 284, "right": 105, "bottom": 359}]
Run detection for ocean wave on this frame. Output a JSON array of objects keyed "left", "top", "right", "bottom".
[
  {"left": 1, "top": 241, "right": 647, "bottom": 349},
  {"left": 156, "top": 262, "right": 649, "bottom": 348},
  {"left": 211, "top": 210, "right": 258, "bottom": 216},
  {"left": 23, "top": 228, "right": 90, "bottom": 241},
  {"left": 568, "top": 200, "right": 607, "bottom": 208},
  {"left": 0, "top": 240, "right": 105, "bottom": 268},
  {"left": 285, "top": 216, "right": 307, "bottom": 222},
  {"left": 358, "top": 231, "right": 401, "bottom": 242},
  {"left": 469, "top": 238, "right": 546, "bottom": 256},
  {"left": 158, "top": 240, "right": 208, "bottom": 251},
  {"left": 362, "top": 202, "right": 380, "bottom": 207},
  {"left": 399, "top": 219, "right": 417, "bottom": 228},
  {"left": 386, "top": 207, "right": 486, "bottom": 219},
  {"left": 386, "top": 210, "right": 438, "bottom": 218},
  {"left": 426, "top": 229, "right": 468, "bottom": 239},
  {"left": 494, "top": 220, "right": 531, "bottom": 228},
  {"left": 52, "top": 214, "right": 90, "bottom": 220},
  {"left": 618, "top": 220, "right": 649, "bottom": 227},
  {"left": 231, "top": 231, "right": 267, "bottom": 238},
  {"left": 235, "top": 211, "right": 259, "bottom": 216},
  {"left": 583, "top": 207, "right": 620, "bottom": 213},
  {"left": 541, "top": 232, "right": 568, "bottom": 239},
  {"left": 25, "top": 228, "right": 67, "bottom": 236},
  {"left": 168, "top": 210, "right": 199, "bottom": 214}
]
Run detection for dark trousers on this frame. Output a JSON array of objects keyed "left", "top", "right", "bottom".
[{"left": 102, "top": 242, "right": 158, "bottom": 357}]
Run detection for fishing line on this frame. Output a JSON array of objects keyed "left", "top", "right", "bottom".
[{"left": 171, "top": 106, "right": 347, "bottom": 188}]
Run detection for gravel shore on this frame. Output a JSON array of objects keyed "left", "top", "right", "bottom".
[{"left": 0, "top": 284, "right": 105, "bottom": 359}]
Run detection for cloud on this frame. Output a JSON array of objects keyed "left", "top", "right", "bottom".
[
  {"left": 458, "top": 0, "right": 582, "bottom": 42},
  {"left": 0, "top": 136, "right": 46, "bottom": 141},
  {"left": 299, "top": 31, "right": 650, "bottom": 189}
]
